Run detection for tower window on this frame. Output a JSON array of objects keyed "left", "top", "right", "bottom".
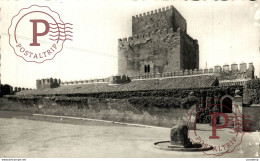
[{"left": 144, "top": 65, "right": 150, "bottom": 73}]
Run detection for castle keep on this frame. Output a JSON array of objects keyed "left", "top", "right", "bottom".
[{"left": 118, "top": 6, "right": 199, "bottom": 76}]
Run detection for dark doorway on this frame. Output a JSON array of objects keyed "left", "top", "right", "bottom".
[{"left": 222, "top": 97, "right": 232, "bottom": 113}]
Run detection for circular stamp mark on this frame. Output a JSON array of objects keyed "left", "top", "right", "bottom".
[
  {"left": 8, "top": 5, "right": 73, "bottom": 63},
  {"left": 187, "top": 97, "right": 252, "bottom": 156}
]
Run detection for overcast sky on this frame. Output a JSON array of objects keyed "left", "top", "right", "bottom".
[{"left": 0, "top": 0, "right": 259, "bottom": 88}]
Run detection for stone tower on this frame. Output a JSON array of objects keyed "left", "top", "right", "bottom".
[{"left": 118, "top": 6, "right": 199, "bottom": 76}]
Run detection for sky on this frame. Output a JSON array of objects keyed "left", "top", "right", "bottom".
[{"left": 0, "top": 0, "right": 259, "bottom": 88}]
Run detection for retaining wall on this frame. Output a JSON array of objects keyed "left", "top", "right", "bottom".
[{"left": 0, "top": 97, "right": 193, "bottom": 128}]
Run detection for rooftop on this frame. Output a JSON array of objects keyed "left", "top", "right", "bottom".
[{"left": 17, "top": 75, "right": 218, "bottom": 96}]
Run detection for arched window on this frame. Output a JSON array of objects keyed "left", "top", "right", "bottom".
[
  {"left": 147, "top": 65, "right": 150, "bottom": 73},
  {"left": 144, "top": 65, "right": 147, "bottom": 73}
]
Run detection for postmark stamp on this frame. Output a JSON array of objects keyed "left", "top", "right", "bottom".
[
  {"left": 8, "top": 5, "right": 73, "bottom": 63},
  {"left": 187, "top": 97, "right": 253, "bottom": 156}
]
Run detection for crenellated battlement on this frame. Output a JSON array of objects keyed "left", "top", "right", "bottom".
[
  {"left": 132, "top": 6, "right": 173, "bottom": 19},
  {"left": 59, "top": 63, "right": 254, "bottom": 88},
  {"left": 60, "top": 78, "right": 110, "bottom": 85},
  {"left": 118, "top": 28, "right": 179, "bottom": 46},
  {"left": 129, "top": 63, "right": 255, "bottom": 80},
  {"left": 36, "top": 78, "right": 61, "bottom": 90},
  {"left": 60, "top": 75, "right": 131, "bottom": 86},
  {"left": 36, "top": 78, "right": 61, "bottom": 85},
  {"left": 132, "top": 5, "right": 186, "bottom": 35}
]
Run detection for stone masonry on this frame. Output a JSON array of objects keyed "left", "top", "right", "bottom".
[
  {"left": 118, "top": 5, "right": 199, "bottom": 76},
  {"left": 36, "top": 78, "right": 61, "bottom": 90}
]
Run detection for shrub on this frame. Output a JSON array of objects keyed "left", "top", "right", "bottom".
[
  {"left": 128, "top": 96, "right": 199, "bottom": 109},
  {"left": 180, "top": 96, "right": 199, "bottom": 109},
  {"left": 243, "top": 79, "right": 260, "bottom": 104}
]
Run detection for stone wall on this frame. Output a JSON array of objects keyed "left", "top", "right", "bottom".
[
  {"left": 127, "top": 63, "right": 254, "bottom": 80},
  {"left": 0, "top": 97, "right": 192, "bottom": 127},
  {"left": 118, "top": 28, "right": 182, "bottom": 75},
  {"left": 61, "top": 78, "right": 110, "bottom": 85},
  {"left": 60, "top": 76, "right": 130, "bottom": 86},
  {"left": 58, "top": 63, "right": 255, "bottom": 88},
  {"left": 132, "top": 5, "right": 186, "bottom": 35},
  {"left": 8, "top": 85, "right": 245, "bottom": 125},
  {"left": 3, "top": 88, "right": 258, "bottom": 130}
]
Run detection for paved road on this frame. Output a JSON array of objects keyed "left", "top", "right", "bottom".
[{"left": 0, "top": 113, "right": 259, "bottom": 158}]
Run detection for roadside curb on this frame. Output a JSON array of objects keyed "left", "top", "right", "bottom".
[{"left": 33, "top": 113, "right": 170, "bottom": 129}]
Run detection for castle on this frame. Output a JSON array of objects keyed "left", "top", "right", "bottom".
[
  {"left": 4, "top": 5, "right": 259, "bottom": 131},
  {"left": 32, "top": 5, "right": 255, "bottom": 89},
  {"left": 118, "top": 6, "right": 199, "bottom": 76}
]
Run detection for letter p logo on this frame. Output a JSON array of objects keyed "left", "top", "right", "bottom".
[
  {"left": 30, "top": 19, "right": 49, "bottom": 46},
  {"left": 209, "top": 112, "right": 229, "bottom": 139}
]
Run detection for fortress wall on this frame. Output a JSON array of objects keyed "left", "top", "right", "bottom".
[
  {"left": 130, "top": 63, "right": 255, "bottom": 80},
  {"left": 0, "top": 97, "right": 192, "bottom": 128},
  {"left": 5, "top": 85, "right": 256, "bottom": 130},
  {"left": 60, "top": 76, "right": 130, "bottom": 86},
  {"left": 118, "top": 28, "right": 181, "bottom": 76},
  {"left": 59, "top": 63, "right": 255, "bottom": 87},
  {"left": 118, "top": 28, "right": 176, "bottom": 46}
]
